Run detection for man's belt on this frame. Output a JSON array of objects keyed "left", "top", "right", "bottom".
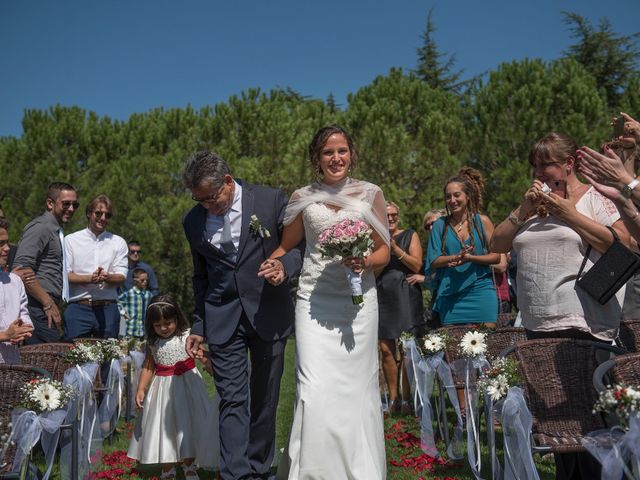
[{"left": 71, "top": 299, "right": 116, "bottom": 307}]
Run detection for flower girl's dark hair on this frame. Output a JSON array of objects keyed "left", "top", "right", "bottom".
[{"left": 145, "top": 293, "right": 191, "bottom": 343}]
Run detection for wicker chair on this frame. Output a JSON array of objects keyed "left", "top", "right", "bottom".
[
  {"left": 19, "top": 343, "right": 74, "bottom": 382},
  {"left": 618, "top": 319, "right": 640, "bottom": 352},
  {"left": 0, "top": 364, "right": 51, "bottom": 479},
  {"left": 486, "top": 327, "right": 527, "bottom": 359},
  {"left": 593, "top": 352, "right": 640, "bottom": 393},
  {"left": 496, "top": 312, "right": 517, "bottom": 328},
  {"left": 506, "top": 338, "right": 624, "bottom": 454}
]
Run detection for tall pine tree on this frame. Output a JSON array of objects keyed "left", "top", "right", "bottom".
[
  {"left": 414, "top": 8, "right": 464, "bottom": 92},
  {"left": 563, "top": 12, "right": 640, "bottom": 108}
]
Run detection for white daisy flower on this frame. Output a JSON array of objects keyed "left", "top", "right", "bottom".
[
  {"left": 424, "top": 334, "right": 444, "bottom": 353},
  {"left": 460, "top": 331, "right": 487, "bottom": 357},
  {"left": 33, "top": 383, "right": 61, "bottom": 411}
]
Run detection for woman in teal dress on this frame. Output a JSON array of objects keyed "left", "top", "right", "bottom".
[{"left": 425, "top": 167, "right": 500, "bottom": 325}]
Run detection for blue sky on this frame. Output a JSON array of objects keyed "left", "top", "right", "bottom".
[{"left": 1, "top": 0, "right": 638, "bottom": 137}]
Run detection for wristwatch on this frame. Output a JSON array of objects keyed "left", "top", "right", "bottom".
[{"left": 621, "top": 178, "right": 640, "bottom": 199}]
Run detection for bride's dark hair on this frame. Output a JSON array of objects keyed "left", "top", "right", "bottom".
[{"left": 308, "top": 125, "right": 359, "bottom": 175}]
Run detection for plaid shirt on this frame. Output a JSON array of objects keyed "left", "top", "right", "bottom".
[{"left": 117, "top": 286, "right": 152, "bottom": 338}]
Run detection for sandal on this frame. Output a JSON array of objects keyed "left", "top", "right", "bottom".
[
  {"left": 183, "top": 463, "right": 200, "bottom": 480},
  {"left": 160, "top": 467, "right": 176, "bottom": 479}
]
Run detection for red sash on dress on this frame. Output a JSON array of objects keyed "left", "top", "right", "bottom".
[{"left": 155, "top": 357, "right": 195, "bottom": 376}]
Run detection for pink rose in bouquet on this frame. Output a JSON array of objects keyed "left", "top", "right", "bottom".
[{"left": 318, "top": 218, "right": 374, "bottom": 304}]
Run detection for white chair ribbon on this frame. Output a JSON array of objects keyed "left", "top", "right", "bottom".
[
  {"left": 582, "top": 413, "right": 640, "bottom": 480},
  {"left": 9, "top": 408, "right": 67, "bottom": 480},
  {"left": 60, "top": 362, "right": 102, "bottom": 478},
  {"left": 98, "top": 358, "right": 125, "bottom": 437},
  {"left": 497, "top": 387, "right": 541, "bottom": 480}
]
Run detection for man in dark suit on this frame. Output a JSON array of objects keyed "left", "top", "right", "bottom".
[{"left": 182, "top": 151, "right": 303, "bottom": 480}]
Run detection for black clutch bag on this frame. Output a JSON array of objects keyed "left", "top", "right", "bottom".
[{"left": 576, "top": 226, "right": 640, "bottom": 305}]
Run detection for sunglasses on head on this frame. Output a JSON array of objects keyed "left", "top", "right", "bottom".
[{"left": 93, "top": 211, "right": 112, "bottom": 219}]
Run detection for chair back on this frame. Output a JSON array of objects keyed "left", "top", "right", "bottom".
[
  {"left": 0, "top": 364, "right": 51, "bottom": 474},
  {"left": 618, "top": 319, "right": 640, "bottom": 352},
  {"left": 514, "top": 338, "right": 622, "bottom": 453},
  {"left": 436, "top": 325, "right": 473, "bottom": 366},
  {"left": 19, "top": 343, "right": 75, "bottom": 382},
  {"left": 486, "top": 327, "right": 527, "bottom": 359},
  {"left": 593, "top": 352, "right": 640, "bottom": 392}
]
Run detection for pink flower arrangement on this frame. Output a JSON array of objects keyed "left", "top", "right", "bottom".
[
  {"left": 318, "top": 219, "right": 374, "bottom": 259},
  {"left": 318, "top": 219, "right": 374, "bottom": 304}
]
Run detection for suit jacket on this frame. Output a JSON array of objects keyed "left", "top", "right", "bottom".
[{"left": 183, "top": 180, "right": 303, "bottom": 345}]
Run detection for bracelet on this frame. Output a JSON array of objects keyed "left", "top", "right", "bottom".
[
  {"left": 42, "top": 302, "right": 54, "bottom": 312},
  {"left": 507, "top": 211, "right": 525, "bottom": 227},
  {"left": 398, "top": 251, "right": 406, "bottom": 261}
]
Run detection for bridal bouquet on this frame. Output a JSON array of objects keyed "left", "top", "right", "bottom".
[
  {"left": 477, "top": 357, "right": 521, "bottom": 402},
  {"left": 318, "top": 218, "right": 374, "bottom": 304},
  {"left": 21, "top": 378, "right": 75, "bottom": 414},
  {"left": 593, "top": 384, "right": 640, "bottom": 429}
]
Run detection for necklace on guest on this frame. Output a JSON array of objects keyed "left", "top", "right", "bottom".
[{"left": 452, "top": 218, "right": 466, "bottom": 232}]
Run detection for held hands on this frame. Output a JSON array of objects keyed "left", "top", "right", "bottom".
[
  {"left": 185, "top": 334, "right": 204, "bottom": 359},
  {"left": 4, "top": 319, "right": 34, "bottom": 344},
  {"left": 257, "top": 259, "right": 285, "bottom": 286},
  {"left": 91, "top": 267, "right": 108, "bottom": 284},
  {"left": 343, "top": 256, "right": 367, "bottom": 273},
  {"left": 447, "top": 245, "right": 474, "bottom": 267}
]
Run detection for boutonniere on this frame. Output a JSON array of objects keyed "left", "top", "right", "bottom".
[{"left": 250, "top": 214, "right": 271, "bottom": 238}]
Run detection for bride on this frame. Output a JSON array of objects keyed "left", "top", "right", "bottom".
[{"left": 262, "top": 125, "right": 390, "bottom": 479}]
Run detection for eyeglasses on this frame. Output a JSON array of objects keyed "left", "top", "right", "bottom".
[
  {"left": 129, "top": 250, "right": 142, "bottom": 255},
  {"left": 387, "top": 213, "right": 399, "bottom": 219},
  {"left": 58, "top": 200, "right": 80, "bottom": 210},
  {"left": 93, "top": 211, "right": 112, "bottom": 219},
  {"left": 0, "top": 240, "right": 8, "bottom": 248},
  {"left": 192, "top": 184, "right": 225, "bottom": 203}
]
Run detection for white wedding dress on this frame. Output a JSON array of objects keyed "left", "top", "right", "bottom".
[{"left": 286, "top": 201, "right": 387, "bottom": 480}]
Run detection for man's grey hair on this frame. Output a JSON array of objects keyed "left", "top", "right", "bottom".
[{"left": 182, "top": 151, "right": 230, "bottom": 190}]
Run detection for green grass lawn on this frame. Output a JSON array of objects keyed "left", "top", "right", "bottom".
[{"left": 34, "top": 338, "right": 556, "bottom": 479}]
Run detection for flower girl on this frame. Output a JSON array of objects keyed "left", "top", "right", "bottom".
[{"left": 127, "top": 294, "right": 219, "bottom": 479}]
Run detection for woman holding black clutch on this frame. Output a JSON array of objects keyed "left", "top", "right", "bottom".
[{"left": 491, "top": 132, "right": 630, "bottom": 342}]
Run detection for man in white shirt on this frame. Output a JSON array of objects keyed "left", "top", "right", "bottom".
[{"left": 63, "top": 194, "right": 128, "bottom": 340}]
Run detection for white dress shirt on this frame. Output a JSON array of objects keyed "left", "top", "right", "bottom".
[
  {"left": 0, "top": 271, "right": 32, "bottom": 363},
  {"left": 206, "top": 181, "right": 242, "bottom": 250},
  {"left": 65, "top": 228, "right": 129, "bottom": 301}
]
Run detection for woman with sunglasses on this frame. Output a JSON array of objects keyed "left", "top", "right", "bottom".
[{"left": 376, "top": 201, "right": 423, "bottom": 414}]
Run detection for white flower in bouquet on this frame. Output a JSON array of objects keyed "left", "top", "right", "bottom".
[
  {"left": 459, "top": 331, "right": 487, "bottom": 357},
  {"left": 21, "top": 378, "right": 74, "bottom": 413},
  {"left": 32, "top": 383, "right": 61, "bottom": 411},
  {"left": 423, "top": 333, "right": 446, "bottom": 353},
  {"left": 64, "top": 341, "right": 103, "bottom": 365},
  {"left": 99, "top": 338, "right": 126, "bottom": 362},
  {"left": 478, "top": 356, "right": 521, "bottom": 402},
  {"left": 594, "top": 384, "right": 640, "bottom": 428}
]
